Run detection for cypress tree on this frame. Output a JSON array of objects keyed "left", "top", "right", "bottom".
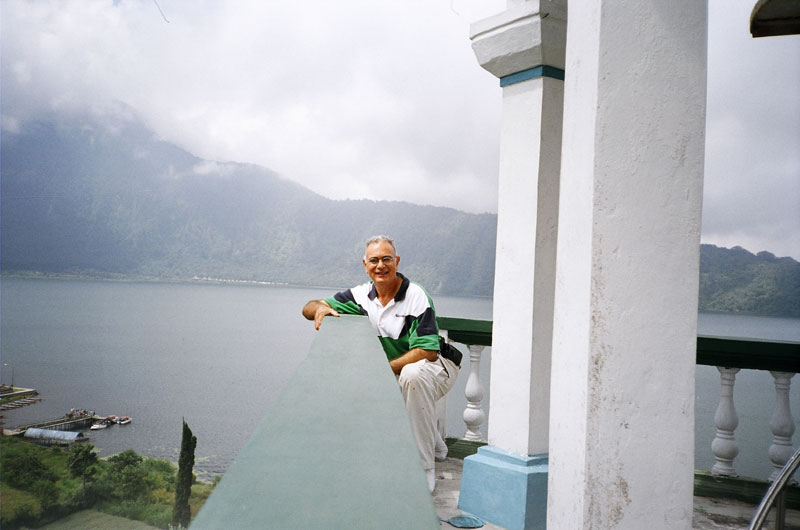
[{"left": 172, "top": 418, "right": 197, "bottom": 529}]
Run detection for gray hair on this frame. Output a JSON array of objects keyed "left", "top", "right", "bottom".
[{"left": 364, "top": 235, "right": 396, "bottom": 258}]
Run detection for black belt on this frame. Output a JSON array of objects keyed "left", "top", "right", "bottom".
[{"left": 438, "top": 336, "right": 463, "bottom": 367}]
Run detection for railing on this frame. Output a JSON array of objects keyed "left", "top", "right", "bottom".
[
  {"left": 436, "top": 317, "right": 800, "bottom": 497},
  {"left": 697, "top": 336, "right": 799, "bottom": 482},
  {"left": 437, "top": 317, "right": 492, "bottom": 444}
]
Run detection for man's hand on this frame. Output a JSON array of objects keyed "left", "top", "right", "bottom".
[
  {"left": 302, "top": 299, "right": 340, "bottom": 330},
  {"left": 389, "top": 348, "right": 438, "bottom": 375}
]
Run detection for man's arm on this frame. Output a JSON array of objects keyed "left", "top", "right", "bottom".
[
  {"left": 388, "top": 347, "right": 438, "bottom": 375},
  {"left": 302, "top": 299, "right": 340, "bottom": 330}
]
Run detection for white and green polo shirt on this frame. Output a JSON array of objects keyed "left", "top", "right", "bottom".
[{"left": 324, "top": 273, "right": 440, "bottom": 361}]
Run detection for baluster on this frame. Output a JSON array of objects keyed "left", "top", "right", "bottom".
[
  {"left": 711, "top": 366, "right": 740, "bottom": 477},
  {"left": 462, "top": 343, "right": 486, "bottom": 441},
  {"left": 768, "top": 371, "right": 796, "bottom": 483}
]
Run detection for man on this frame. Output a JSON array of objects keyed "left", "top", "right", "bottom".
[{"left": 302, "top": 235, "right": 460, "bottom": 493}]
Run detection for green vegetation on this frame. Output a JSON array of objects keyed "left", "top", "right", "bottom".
[
  {"left": 0, "top": 115, "right": 497, "bottom": 297},
  {"left": 67, "top": 444, "right": 97, "bottom": 494},
  {"left": 1, "top": 116, "right": 797, "bottom": 314},
  {"left": 36, "top": 509, "right": 162, "bottom": 529},
  {"left": 172, "top": 420, "right": 197, "bottom": 529},
  {"left": 699, "top": 245, "right": 800, "bottom": 318},
  {"left": 0, "top": 437, "right": 214, "bottom": 530}
]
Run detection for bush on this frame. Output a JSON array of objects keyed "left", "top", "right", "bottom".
[
  {"left": 142, "top": 458, "right": 177, "bottom": 490},
  {"left": 115, "top": 466, "right": 153, "bottom": 502},
  {"left": 31, "top": 479, "right": 59, "bottom": 509},
  {"left": 1, "top": 449, "right": 55, "bottom": 488},
  {"left": 0, "top": 437, "right": 214, "bottom": 530},
  {"left": 3, "top": 503, "right": 37, "bottom": 530},
  {"left": 142, "top": 458, "right": 176, "bottom": 475},
  {"left": 61, "top": 484, "right": 93, "bottom": 511},
  {"left": 0, "top": 486, "right": 39, "bottom": 530},
  {"left": 96, "top": 499, "right": 173, "bottom": 529},
  {"left": 109, "top": 449, "right": 144, "bottom": 472},
  {"left": 152, "top": 487, "right": 174, "bottom": 505}
]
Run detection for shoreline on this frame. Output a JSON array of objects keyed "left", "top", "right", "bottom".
[
  {"left": 0, "top": 270, "right": 782, "bottom": 314},
  {"left": 0, "top": 270, "right": 495, "bottom": 301}
]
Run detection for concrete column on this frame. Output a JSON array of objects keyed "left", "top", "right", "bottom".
[
  {"left": 488, "top": 74, "right": 564, "bottom": 457},
  {"left": 459, "top": 2, "right": 566, "bottom": 529},
  {"left": 548, "top": 1, "right": 707, "bottom": 529}
]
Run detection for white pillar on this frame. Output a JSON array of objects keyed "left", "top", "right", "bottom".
[
  {"left": 487, "top": 74, "right": 563, "bottom": 456},
  {"left": 472, "top": 0, "right": 566, "bottom": 462},
  {"left": 460, "top": 2, "right": 566, "bottom": 529},
  {"left": 548, "top": 0, "right": 707, "bottom": 528}
]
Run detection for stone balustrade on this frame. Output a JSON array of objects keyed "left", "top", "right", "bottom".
[
  {"left": 699, "top": 336, "right": 799, "bottom": 482},
  {"left": 708, "top": 367, "right": 797, "bottom": 481},
  {"left": 438, "top": 318, "right": 800, "bottom": 485},
  {"left": 437, "top": 317, "right": 492, "bottom": 445}
]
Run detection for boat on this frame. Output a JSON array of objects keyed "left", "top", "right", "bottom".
[
  {"left": 117, "top": 416, "right": 132, "bottom": 425},
  {"left": 90, "top": 422, "right": 108, "bottom": 430}
]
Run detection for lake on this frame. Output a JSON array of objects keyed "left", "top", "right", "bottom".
[{"left": 1, "top": 277, "right": 797, "bottom": 481}]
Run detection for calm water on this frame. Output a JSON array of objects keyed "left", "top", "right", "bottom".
[{"left": 0, "top": 278, "right": 797, "bottom": 480}]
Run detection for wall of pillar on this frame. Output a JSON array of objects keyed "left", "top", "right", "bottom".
[{"left": 548, "top": 1, "right": 708, "bottom": 528}]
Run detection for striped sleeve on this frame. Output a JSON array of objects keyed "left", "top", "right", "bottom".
[
  {"left": 408, "top": 306, "right": 440, "bottom": 351},
  {"left": 324, "top": 289, "right": 365, "bottom": 316}
]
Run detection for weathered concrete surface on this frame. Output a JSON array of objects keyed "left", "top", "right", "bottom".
[{"left": 433, "top": 458, "right": 800, "bottom": 530}]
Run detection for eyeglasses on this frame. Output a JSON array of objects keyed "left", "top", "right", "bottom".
[{"left": 367, "top": 256, "right": 396, "bottom": 265}]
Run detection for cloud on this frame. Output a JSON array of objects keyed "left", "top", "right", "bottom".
[
  {"left": 701, "top": 0, "right": 800, "bottom": 259},
  {"left": 1, "top": 0, "right": 798, "bottom": 258},
  {"left": 2, "top": 1, "right": 502, "bottom": 209}
]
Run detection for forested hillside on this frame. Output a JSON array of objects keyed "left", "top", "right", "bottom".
[
  {"left": 699, "top": 244, "right": 799, "bottom": 317},
  {"left": 1, "top": 113, "right": 798, "bottom": 316},
  {"left": 0, "top": 113, "right": 496, "bottom": 296}
]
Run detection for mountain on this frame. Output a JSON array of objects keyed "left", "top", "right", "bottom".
[
  {"left": 2, "top": 112, "right": 798, "bottom": 316},
  {"left": 699, "top": 244, "right": 800, "bottom": 318},
  {"left": 0, "top": 112, "right": 497, "bottom": 296}
]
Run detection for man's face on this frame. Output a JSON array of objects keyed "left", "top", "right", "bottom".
[{"left": 363, "top": 241, "right": 400, "bottom": 287}]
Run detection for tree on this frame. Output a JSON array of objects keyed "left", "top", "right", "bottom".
[
  {"left": 68, "top": 444, "right": 98, "bottom": 493},
  {"left": 109, "top": 449, "right": 149, "bottom": 501},
  {"left": 172, "top": 419, "right": 197, "bottom": 529},
  {"left": 32, "top": 479, "right": 59, "bottom": 510},
  {"left": 116, "top": 465, "right": 151, "bottom": 502},
  {"left": 109, "top": 449, "right": 143, "bottom": 473}
]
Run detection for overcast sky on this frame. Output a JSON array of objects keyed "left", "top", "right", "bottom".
[{"left": 2, "top": 0, "right": 798, "bottom": 259}]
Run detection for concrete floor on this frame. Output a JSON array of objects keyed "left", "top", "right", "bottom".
[{"left": 432, "top": 458, "right": 800, "bottom": 530}]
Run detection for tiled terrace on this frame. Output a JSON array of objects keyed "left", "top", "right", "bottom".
[{"left": 432, "top": 457, "right": 800, "bottom": 530}]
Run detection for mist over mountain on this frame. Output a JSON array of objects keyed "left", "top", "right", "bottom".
[
  {"left": 0, "top": 111, "right": 496, "bottom": 296},
  {"left": 1, "top": 111, "right": 797, "bottom": 316}
]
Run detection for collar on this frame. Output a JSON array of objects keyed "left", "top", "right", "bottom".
[{"left": 367, "top": 272, "right": 410, "bottom": 302}]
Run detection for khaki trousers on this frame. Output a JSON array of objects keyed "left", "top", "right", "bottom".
[{"left": 398, "top": 356, "right": 460, "bottom": 471}]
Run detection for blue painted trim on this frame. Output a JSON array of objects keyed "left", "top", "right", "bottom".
[
  {"left": 500, "top": 65, "right": 565, "bottom": 86},
  {"left": 459, "top": 446, "right": 549, "bottom": 530}
]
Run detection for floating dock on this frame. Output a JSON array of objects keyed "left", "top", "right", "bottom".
[
  {"left": 0, "top": 388, "right": 41, "bottom": 411},
  {"left": 3, "top": 414, "right": 101, "bottom": 436}
]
